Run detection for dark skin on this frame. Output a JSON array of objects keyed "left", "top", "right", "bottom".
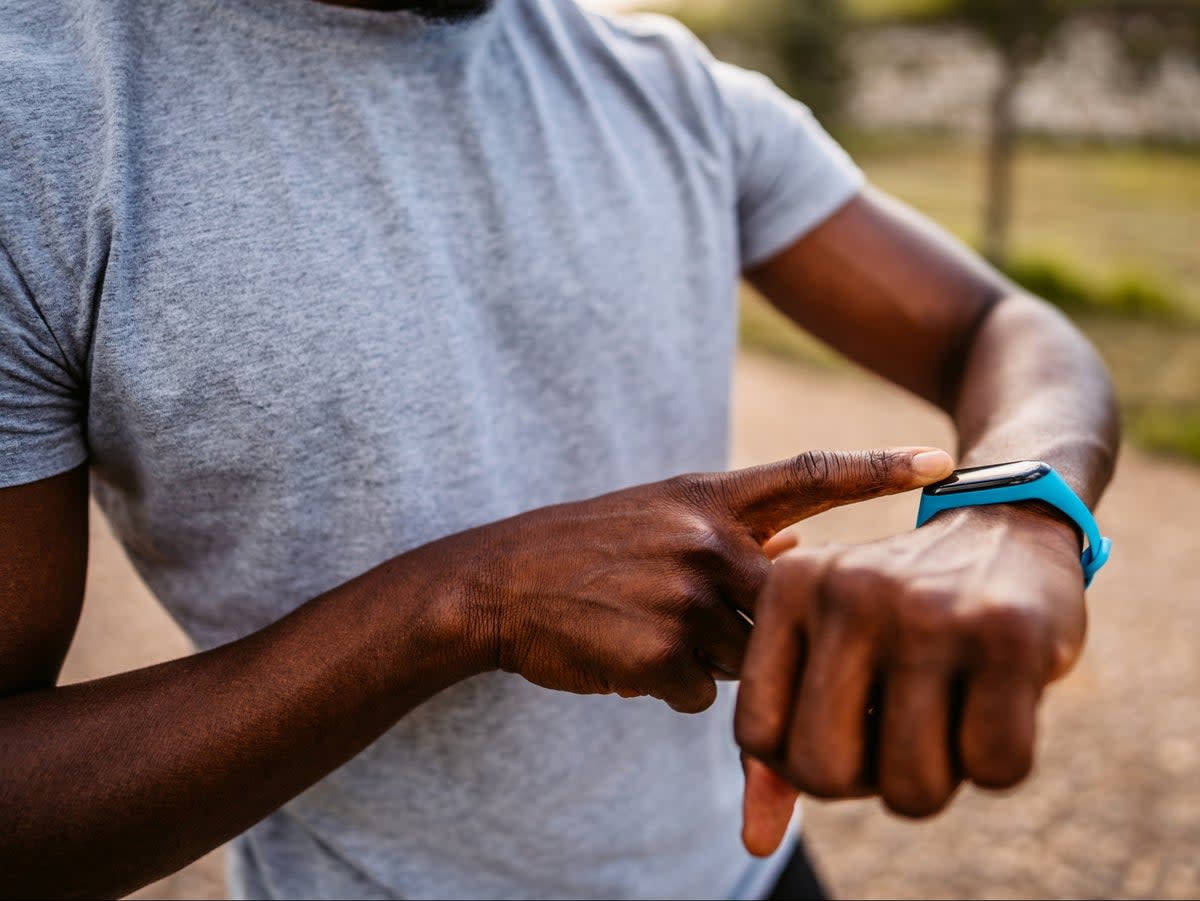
[
  {"left": 737, "top": 187, "right": 1117, "bottom": 853},
  {"left": 0, "top": 447, "right": 949, "bottom": 899},
  {"left": 329, "top": 0, "right": 1116, "bottom": 859},
  {"left": 0, "top": 185, "right": 1116, "bottom": 897}
]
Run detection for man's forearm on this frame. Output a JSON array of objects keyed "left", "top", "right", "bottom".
[
  {"left": 0, "top": 538, "right": 488, "bottom": 900},
  {"left": 0, "top": 447, "right": 948, "bottom": 899},
  {"left": 736, "top": 190, "right": 1120, "bottom": 833},
  {"left": 951, "top": 292, "right": 1119, "bottom": 507}
]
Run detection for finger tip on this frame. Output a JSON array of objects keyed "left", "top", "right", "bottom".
[
  {"left": 741, "top": 826, "right": 783, "bottom": 859},
  {"left": 763, "top": 529, "right": 801, "bottom": 561},
  {"left": 910, "top": 448, "right": 955, "bottom": 481}
]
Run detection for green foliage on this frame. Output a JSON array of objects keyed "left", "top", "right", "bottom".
[
  {"left": 1107, "top": 274, "right": 1182, "bottom": 320},
  {"left": 846, "top": 0, "right": 1200, "bottom": 25},
  {"left": 1129, "top": 406, "right": 1200, "bottom": 462},
  {"left": 846, "top": 0, "right": 1200, "bottom": 82},
  {"left": 675, "top": 0, "right": 850, "bottom": 123},
  {"left": 1002, "top": 256, "right": 1092, "bottom": 311},
  {"left": 843, "top": 0, "right": 954, "bottom": 22},
  {"left": 1003, "top": 256, "right": 1183, "bottom": 320},
  {"left": 740, "top": 293, "right": 1200, "bottom": 464},
  {"left": 675, "top": 0, "right": 1198, "bottom": 120},
  {"left": 934, "top": 0, "right": 1066, "bottom": 59},
  {"left": 844, "top": 133, "right": 1200, "bottom": 318},
  {"left": 767, "top": 0, "right": 850, "bottom": 117},
  {"left": 840, "top": 0, "right": 1200, "bottom": 267}
]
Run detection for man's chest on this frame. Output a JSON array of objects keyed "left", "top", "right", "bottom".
[{"left": 85, "top": 72, "right": 741, "bottom": 509}]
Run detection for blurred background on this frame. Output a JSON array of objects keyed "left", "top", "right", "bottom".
[
  {"left": 597, "top": 1, "right": 1200, "bottom": 898},
  {"left": 62, "top": 1, "right": 1198, "bottom": 899},
  {"left": 617, "top": 0, "right": 1200, "bottom": 465}
]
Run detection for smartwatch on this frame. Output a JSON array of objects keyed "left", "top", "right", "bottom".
[{"left": 915, "top": 461, "right": 1112, "bottom": 588}]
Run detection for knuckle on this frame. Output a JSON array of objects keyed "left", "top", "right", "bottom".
[
  {"left": 880, "top": 765, "right": 957, "bottom": 819},
  {"left": 643, "top": 632, "right": 685, "bottom": 672},
  {"left": 970, "top": 747, "right": 1034, "bottom": 790},
  {"left": 670, "top": 580, "right": 720, "bottom": 630},
  {"left": 867, "top": 448, "right": 896, "bottom": 486},
  {"left": 671, "top": 677, "right": 718, "bottom": 715},
  {"left": 963, "top": 716, "right": 1036, "bottom": 787},
  {"left": 828, "top": 585, "right": 878, "bottom": 626},
  {"left": 758, "top": 554, "right": 815, "bottom": 610},
  {"left": 892, "top": 592, "right": 957, "bottom": 659},
  {"left": 820, "top": 563, "right": 888, "bottom": 624},
  {"left": 678, "top": 518, "right": 738, "bottom": 569},
  {"left": 734, "top": 693, "right": 788, "bottom": 759},
  {"left": 666, "top": 473, "right": 722, "bottom": 512},
  {"left": 883, "top": 788, "right": 952, "bottom": 820},
  {"left": 790, "top": 450, "right": 836, "bottom": 489},
  {"left": 734, "top": 718, "right": 780, "bottom": 761},
  {"left": 785, "top": 753, "right": 859, "bottom": 800},
  {"left": 664, "top": 571, "right": 710, "bottom": 608},
  {"left": 790, "top": 449, "right": 899, "bottom": 496},
  {"left": 768, "top": 551, "right": 815, "bottom": 586},
  {"left": 693, "top": 678, "right": 719, "bottom": 712},
  {"left": 969, "top": 603, "right": 1046, "bottom": 664},
  {"left": 739, "top": 555, "right": 773, "bottom": 600}
]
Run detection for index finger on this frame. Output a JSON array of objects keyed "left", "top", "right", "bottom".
[{"left": 723, "top": 447, "right": 954, "bottom": 541}]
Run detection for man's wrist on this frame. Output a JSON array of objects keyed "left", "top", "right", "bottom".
[
  {"left": 369, "top": 536, "right": 502, "bottom": 682},
  {"left": 1012, "top": 499, "right": 1085, "bottom": 551},
  {"left": 934, "top": 502, "right": 1083, "bottom": 558}
]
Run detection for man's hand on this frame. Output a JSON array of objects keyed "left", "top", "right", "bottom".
[
  {"left": 468, "top": 447, "right": 954, "bottom": 713},
  {"left": 735, "top": 503, "right": 1087, "bottom": 854}
]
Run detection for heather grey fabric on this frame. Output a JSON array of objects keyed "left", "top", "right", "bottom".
[{"left": 0, "top": 0, "right": 863, "bottom": 897}]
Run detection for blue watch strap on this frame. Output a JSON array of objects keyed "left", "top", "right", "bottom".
[{"left": 916, "top": 468, "right": 1111, "bottom": 588}]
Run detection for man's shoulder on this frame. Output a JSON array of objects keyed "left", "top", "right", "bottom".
[
  {"left": 556, "top": 1, "right": 714, "bottom": 71},
  {"left": 572, "top": 3, "right": 701, "bottom": 45},
  {"left": 532, "top": 0, "right": 728, "bottom": 149}
]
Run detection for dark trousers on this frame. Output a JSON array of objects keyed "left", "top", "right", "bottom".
[{"left": 764, "top": 836, "right": 830, "bottom": 901}]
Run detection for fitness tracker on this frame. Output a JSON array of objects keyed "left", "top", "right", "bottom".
[{"left": 915, "top": 461, "right": 1112, "bottom": 587}]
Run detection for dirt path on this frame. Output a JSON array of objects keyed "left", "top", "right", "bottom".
[
  {"left": 732, "top": 355, "right": 1200, "bottom": 901},
  {"left": 63, "top": 352, "right": 1200, "bottom": 900}
]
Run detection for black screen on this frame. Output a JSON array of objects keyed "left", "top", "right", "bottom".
[{"left": 924, "top": 461, "right": 1051, "bottom": 496}]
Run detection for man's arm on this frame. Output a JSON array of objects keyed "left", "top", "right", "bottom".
[
  {"left": 746, "top": 186, "right": 1118, "bottom": 497},
  {"left": 734, "top": 186, "right": 1119, "bottom": 848},
  {"left": 0, "top": 465, "right": 489, "bottom": 899},
  {"left": 0, "top": 447, "right": 949, "bottom": 898}
]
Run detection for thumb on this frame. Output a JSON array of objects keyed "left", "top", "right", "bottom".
[
  {"left": 742, "top": 754, "right": 799, "bottom": 858},
  {"left": 726, "top": 446, "right": 955, "bottom": 541}
]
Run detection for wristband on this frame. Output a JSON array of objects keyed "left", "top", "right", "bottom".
[{"left": 915, "top": 461, "right": 1112, "bottom": 587}]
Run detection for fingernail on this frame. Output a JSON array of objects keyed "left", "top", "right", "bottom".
[{"left": 912, "top": 449, "right": 953, "bottom": 478}]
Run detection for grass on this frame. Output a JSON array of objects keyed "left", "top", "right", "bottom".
[
  {"left": 843, "top": 0, "right": 953, "bottom": 22},
  {"left": 1075, "top": 315, "right": 1200, "bottom": 461},
  {"left": 657, "top": 5, "right": 1200, "bottom": 461},
  {"left": 843, "top": 0, "right": 1200, "bottom": 23},
  {"left": 842, "top": 132, "right": 1200, "bottom": 319},
  {"left": 828, "top": 132, "right": 1200, "bottom": 461},
  {"left": 1002, "top": 255, "right": 1183, "bottom": 321},
  {"left": 740, "top": 291, "right": 1200, "bottom": 464}
]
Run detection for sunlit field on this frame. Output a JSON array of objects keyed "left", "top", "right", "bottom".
[{"left": 847, "top": 133, "right": 1200, "bottom": 316}]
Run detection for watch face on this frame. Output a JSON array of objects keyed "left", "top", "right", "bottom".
[{"left": 924, "top": 460, "right": 1051, "bottom": 496}]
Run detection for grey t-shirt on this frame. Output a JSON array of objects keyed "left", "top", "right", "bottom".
[{"left": 0, "top": 0, "right": 863, "bottom": 897}]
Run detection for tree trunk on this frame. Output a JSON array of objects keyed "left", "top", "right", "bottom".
[{"left": 983, "top": 46, "right": 1022, "bottom": 267}]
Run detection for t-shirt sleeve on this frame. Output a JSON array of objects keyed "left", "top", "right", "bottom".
[
  {"left": 0, "top": 242, "right": 88, "bottom": 487},
  {"left": 710, "top": 60, "right": 865, "bottom": 270}
]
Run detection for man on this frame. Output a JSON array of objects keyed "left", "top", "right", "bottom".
[{"left": 0, "top": 0, "right": 1117, "bottom": 898}]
